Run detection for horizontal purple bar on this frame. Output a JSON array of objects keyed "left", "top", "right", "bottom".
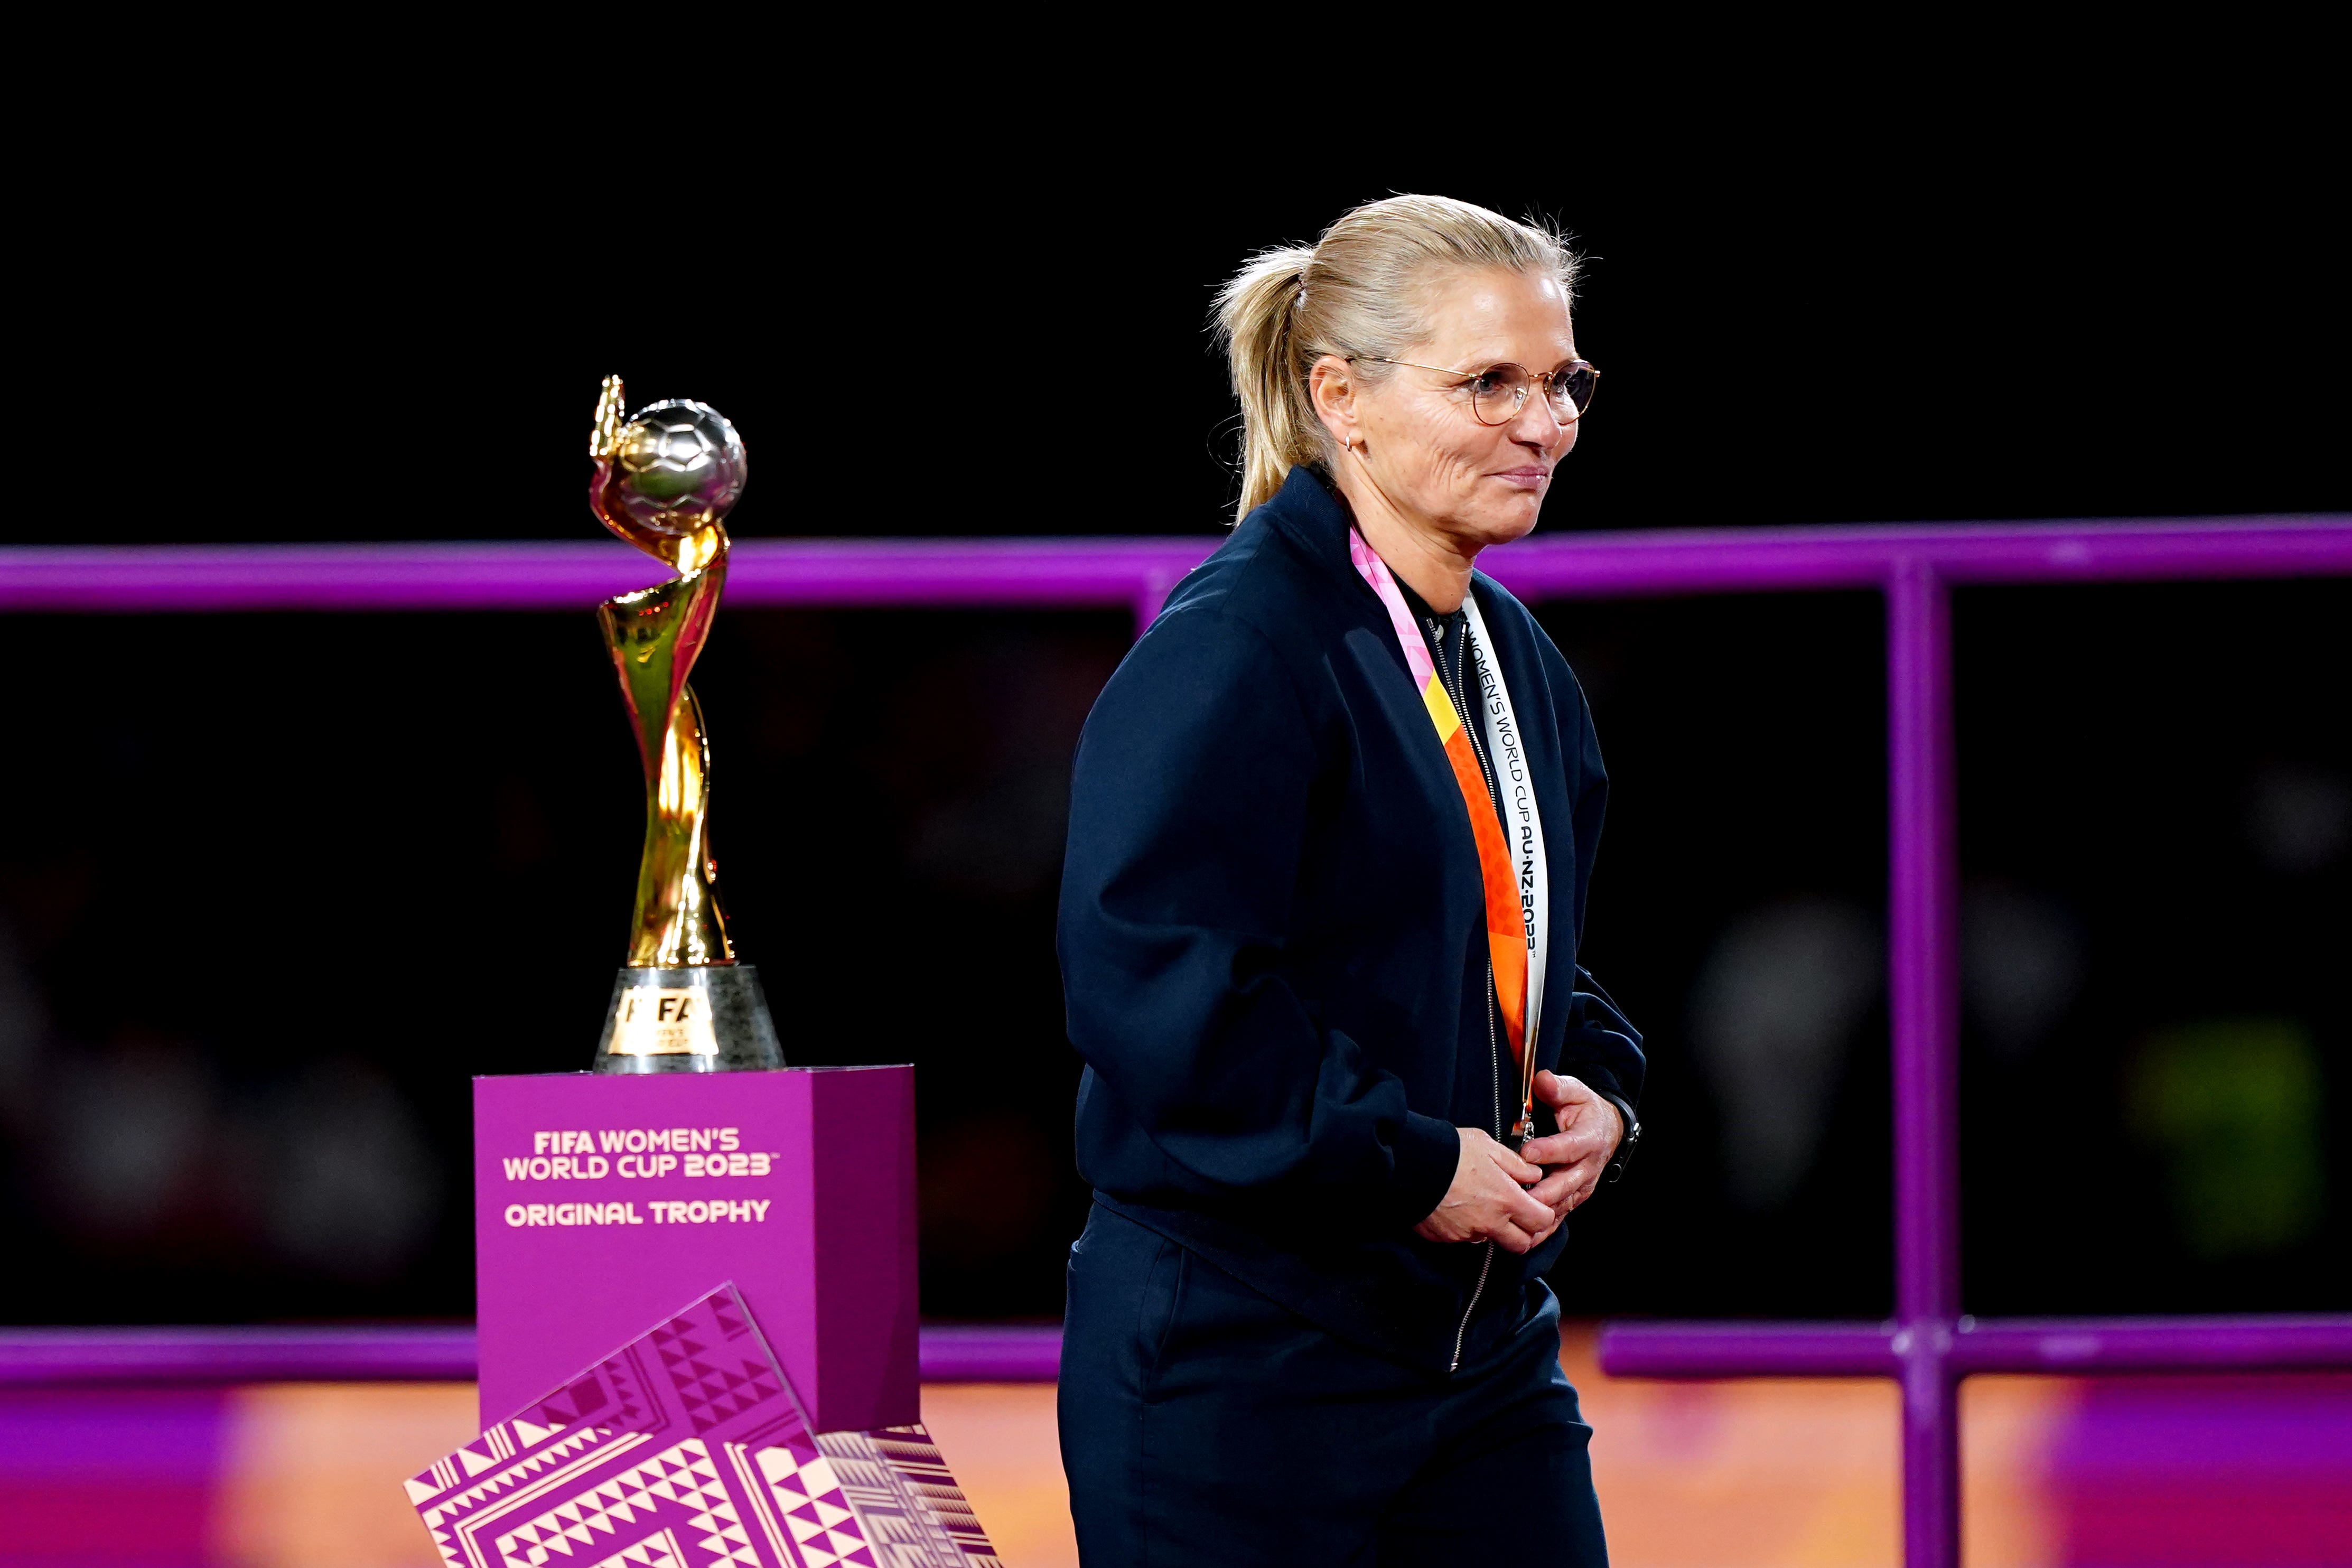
[
  {"left": 0, "top": 539, "right": 1215, "bottom": 614},
  {"left": 1485, "top": 516, "right": 2352, "bottom": 599},
  {"left": 1601, "top": 1315, "right": 2352, "bottom": 1380},
  {"left": 912, "top": 1324, "right": 1063, "bottom": 1383},
  {"left": 1599, "top": 1321, "right": 1899, "bottom": 1378},
  {"left": 2, "top": 517, "right": 2346, "bottom": 614},
  {"left": 729, "top": 540, "right": 1209, "bottom": 611},
  {"left": 1950, "top": 1315, "right": 2352, "bottom": 1374},
  {"left": 0, "top": 1326, "right": 479, "bottom": 1385},
  {"left": 0, "top": 1323, "right": 1065, "bottom": 1387},
  {"left": 12, "top": 1315, "right": 2350, "bottom": 1386},
  {"left": 0, "top": 542, "right": 656, "bottom": 612}
]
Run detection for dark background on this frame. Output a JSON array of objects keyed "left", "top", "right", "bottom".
[
  {"left": 3, "top": 99, "right": 2344, "bottom": 1325},
  {"left": 17, "top": 108, "right": 2344, "bottom": 548}
]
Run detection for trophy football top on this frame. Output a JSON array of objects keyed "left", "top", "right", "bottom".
[{"left": 588, "top": 376, "right": 747, "bottom": 573}]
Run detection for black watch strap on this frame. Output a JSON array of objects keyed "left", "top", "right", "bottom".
[{"left": 1599, "top": 1093, "right": 1640, "bottom": 1183}]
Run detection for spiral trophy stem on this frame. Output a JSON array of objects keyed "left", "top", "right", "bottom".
[
  {"left": 599, "top": 566, "right": 732, "bottom": 968},
  {"left": 585, "top": 375, "right": 782, "bottom": 1074}
]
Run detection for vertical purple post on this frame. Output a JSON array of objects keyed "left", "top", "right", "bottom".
[{"left": 1887, "top": 557, "right": 1961, "bottom": 1567}]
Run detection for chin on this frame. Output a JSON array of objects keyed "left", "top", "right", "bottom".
[{"left": 1464, "top": 501, "right": 1544, "bottom": 548}]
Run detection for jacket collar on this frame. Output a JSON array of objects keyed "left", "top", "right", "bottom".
[
  {"left": 1256, "top": 463, "right": 1372, "bottom": 601},
  {"left": 1259, "top": 462, "right": 1494, "bottom": 628}
]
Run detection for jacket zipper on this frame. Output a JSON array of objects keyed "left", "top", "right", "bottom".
[
  {"left": 1451, "top": 981, "right": 1505, "bottom": 1372},
  {"left": 1433, "top": 614, "right": 1507, "bottom": 1375}
]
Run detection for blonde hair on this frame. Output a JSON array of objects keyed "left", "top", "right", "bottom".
[{"left": 1212, "top": 194, "right": 1580, "bottom": 524}]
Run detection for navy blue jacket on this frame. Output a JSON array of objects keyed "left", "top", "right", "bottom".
[{"left": 1057, "top": 466, "right": 1644, "bottom": 1374}]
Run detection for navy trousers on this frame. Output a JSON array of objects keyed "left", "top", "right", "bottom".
[{"left": 1058, "top": 1204, "right": 1609, "bottom": 1566}]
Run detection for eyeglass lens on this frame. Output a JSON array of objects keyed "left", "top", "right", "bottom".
[{"left": 1469, "top": 364, "right": 1597, "bottom": 425}]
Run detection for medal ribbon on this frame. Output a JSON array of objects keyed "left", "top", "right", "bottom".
[{"left": 1349, "top": 531, "right": 1551, "bottom": 1134}]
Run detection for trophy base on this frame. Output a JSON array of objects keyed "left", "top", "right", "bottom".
[{"left": 592, "top": 965, "right": 786, "bottom": 1074}]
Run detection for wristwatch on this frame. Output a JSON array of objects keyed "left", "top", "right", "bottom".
[{"left": 1599, "top": 1093, "right": 1640, "bottom": 1184}]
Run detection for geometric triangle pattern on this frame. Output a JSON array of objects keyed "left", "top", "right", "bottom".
[
  {"left": 740, "top": 1438, "right": 873, "bottom": 1568},
  {"left": 405, "top": 1284, "right": 808, "bottom": 1567},
  {"left": 582, "top": 1529, "right": 689, "bottom": 1568},
  {"left": 490, "top": 1439, "right": 753, "bottom": 1568},
  {"left": 403, "top": 1283, "right": 998, "bottom": 1568}
]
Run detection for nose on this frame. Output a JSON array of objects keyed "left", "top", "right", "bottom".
[{"left": 1508, "top": 389, "right": 1569, "bottom": 451}]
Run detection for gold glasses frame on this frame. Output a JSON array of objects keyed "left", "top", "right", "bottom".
[{"left": 1351, "top": 356, "right": 1601, "bottom": 426}]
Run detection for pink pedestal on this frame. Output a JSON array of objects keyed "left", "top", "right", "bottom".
[{"left": 472, "top": 1066, "right": 917, "bottom": 1434}]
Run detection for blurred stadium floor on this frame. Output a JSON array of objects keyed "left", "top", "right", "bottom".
[{"left": 2, "top": 1325, "right": 2346, "bottom": 1567}]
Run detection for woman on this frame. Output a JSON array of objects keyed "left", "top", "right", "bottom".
[{"left": 1056, "top": 194, "right": 1642, "bottom": 1565}]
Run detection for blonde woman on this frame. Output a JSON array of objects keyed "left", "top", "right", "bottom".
[{"left": 1056, "top": 195, "right": 1641, "bottom": 1564}]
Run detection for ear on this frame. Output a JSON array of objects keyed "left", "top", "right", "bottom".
[{"left": 1307, "top": 353, "right": 1357, "bottom": 451}]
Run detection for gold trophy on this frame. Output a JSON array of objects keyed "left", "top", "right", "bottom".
[{"left": 585, "top": 375, "right": 784, "bottom": 1073}]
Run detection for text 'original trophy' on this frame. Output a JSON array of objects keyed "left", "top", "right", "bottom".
[{"left": 585, "top": 376, "right": 783, "bottom": 1074}]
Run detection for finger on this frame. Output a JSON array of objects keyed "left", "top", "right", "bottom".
[
  {"left": 1571, "top": 1160, "right": 1607, "bottom": 1203},
  {"left": 1506, "top": 1186, "right": 1554, "bottom": 1234},
  {"left": 1557, "top": 1156, "right": 1605, "bottom": 1200},
  {"left": 1528, "top": 1167, "right": 1574, "bottom": 1200},
  {"left": 1536, "top": 1069, "right": 1593, "bottom": 1109},
  {"left": 1528, "top": 1170, "right": 1578, "bottom": 1213},
  {"left": 1517, "top": 1131, "right": 1590, "bottom": 1166},
  {"left": 1517, "top": 1132, "right": 1565, "bottom": 1163},
  {"left": 1490, "top": 1146, "right": 1544, "bottom": 1184},
  {"left": 1492, "top": 1219, "right": 1539, "bottom": 1255},
  {"left": 1530, "top": 1129, "right": 1609, "bottom": 1168}
]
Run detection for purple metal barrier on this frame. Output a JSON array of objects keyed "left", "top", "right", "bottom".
[
  {"left": 1594, "top": 1317, "right": 2352, "bottom": 1380},
  {"left": 0, "top": 1324, "right": 1062, "bottom": 1387},
  {"left": 4, "top": 512, "right": 2350, "bottom": 1566},
  {"left": 3, "top": 516, "right": 2345, "bottom": 616},
  {"left": 0, "top": 1326, "right": 480, "bottom": 1385}
]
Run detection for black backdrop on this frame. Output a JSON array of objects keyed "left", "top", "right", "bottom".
[
  {"left": 16, "top": 124, "right": 2346, "bottom": 547},
  {"left": 4, "top": 109, "right": 2345, "bottom": 1325}
]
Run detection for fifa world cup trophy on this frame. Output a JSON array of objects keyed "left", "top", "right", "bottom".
[{"left": 585, "top": 376, "right": 785, "bottom": 1073}]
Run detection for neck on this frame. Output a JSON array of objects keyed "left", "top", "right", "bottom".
[{"left": 1335, "top": 462, "right": 1477, "bottom": 613}]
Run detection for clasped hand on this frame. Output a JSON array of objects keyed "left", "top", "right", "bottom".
[{"left": 1412, "top": 1070, "right": 1623, "bottom": 1253}]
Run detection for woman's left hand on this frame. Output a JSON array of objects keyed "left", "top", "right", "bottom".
[{"left": 1517, "top": 1070, "right": 1624, "bottom": 1236}]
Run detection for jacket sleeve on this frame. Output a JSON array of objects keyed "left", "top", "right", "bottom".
[
  {"left": 1057, "top": 604, "right": 1461, "bottom": 1230},
  {"left": 1551, "top": 648, "right": 1646, "bottom": 1109},
  {"left": 1557, "top": 966, "right": 1644, "bottom": 1109}
]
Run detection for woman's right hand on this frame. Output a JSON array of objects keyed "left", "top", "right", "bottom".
[{"left": 1413, "top": 1128, "right": 1556, "bottom": 1253}]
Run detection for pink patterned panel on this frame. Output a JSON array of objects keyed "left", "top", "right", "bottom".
[{"left": 405, "top": 1285, "right": 999, "bottom": 1568}]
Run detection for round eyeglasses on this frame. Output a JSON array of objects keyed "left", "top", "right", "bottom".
[{"left": 1353, "top": 357, "right": 1600, "bottom": 426}]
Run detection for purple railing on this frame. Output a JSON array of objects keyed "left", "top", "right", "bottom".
[
  {"left": 4, "top": 513, "right": 2349, "bottom": 1567},
  {"left": 0, "top": 1324, "right": 1063, "bottom": 1386},
  {"left": 6, "top": 517, "right": 2349, "bottom": 615}
]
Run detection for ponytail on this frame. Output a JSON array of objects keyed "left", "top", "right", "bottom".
[{"left": 1212, "top": 247, "right": 1322, "bottom": 529}]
